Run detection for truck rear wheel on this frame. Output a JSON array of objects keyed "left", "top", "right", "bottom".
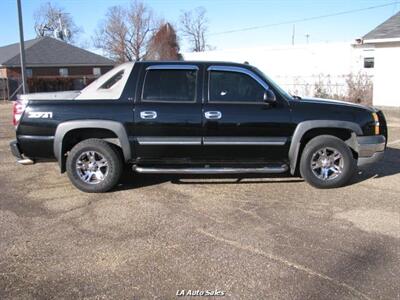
[
  {"left": 300, "top": 135, "right": 356, "bottom": 189},
  {"left": 66, "top": 139, "right": 122, "bottom": 193}
]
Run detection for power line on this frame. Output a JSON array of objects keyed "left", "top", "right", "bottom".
[{"left": 209, "top": 1, "right": 400, "bottom": 36}]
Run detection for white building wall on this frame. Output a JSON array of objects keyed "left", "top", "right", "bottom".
[
  {"left": 372, "top": 44, "right": 400, "bottom": 107},
  {"left": 184, "top": 42, "right": 400, "bottom": 107},
  {"left": 183, "top": 42, "right": 368, "bottom": 97}
]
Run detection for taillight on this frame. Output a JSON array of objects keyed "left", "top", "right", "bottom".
[{"left": 12, "top": 100, "right": 26, "bottom": 127}]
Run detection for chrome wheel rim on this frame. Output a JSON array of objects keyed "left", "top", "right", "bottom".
[
  {"left": 75, "top": 151, "right": 108, "bottom": 184},
  {"left": 310, "top": 147, "right": 344, "bottom": 181}
]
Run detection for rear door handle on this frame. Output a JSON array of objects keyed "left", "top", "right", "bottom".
[
  {"left": 140, "top": 111, "right": 157, "bottom": 119},
  {"left": 204, "top": 111, "right": 222, "bottom": 120}
]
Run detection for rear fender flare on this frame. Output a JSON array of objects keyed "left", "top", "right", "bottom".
[
  {"left": 54, "top": 120, "right": 131, "bottom": 172},
  {"left": 288, "top": 120, "right": 362, "bottom": 175}
]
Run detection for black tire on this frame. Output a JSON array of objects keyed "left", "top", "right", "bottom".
[
  {"left": 66, "top": 139, "right": 123, "bottom": 193},
  {"left": 300, "top": 135, "right": 356, "bottom": 189}
]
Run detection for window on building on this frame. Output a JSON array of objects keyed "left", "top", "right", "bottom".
[
  {"left": 26, "top": 68, "right": 32, "bottom": 77},
  {"left": 142, "top": 69, "right": 197, "bottom": 102},
  {"left": 93, "top": 67, "right": 101, "bottom": 77},
  {"left": 209, "top": 71, "right": 265, "bottom": 102},
  {"left": 364, "top": 57, "right": 374, "bottom": 68},
  {"left": 59, "top": 68, "right": 69, "bottom": 77}
]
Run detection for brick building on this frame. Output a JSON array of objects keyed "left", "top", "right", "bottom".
[{"left": 0, "top": 36, "right": 115, "bottom": 100}]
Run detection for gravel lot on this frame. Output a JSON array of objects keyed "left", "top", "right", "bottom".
[{"left": 0, "top": 102, "right": 399, "bottom": 299}]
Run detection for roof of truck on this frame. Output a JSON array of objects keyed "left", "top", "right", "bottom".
[
  {"left": 137, "top": 60, "right": 252, "bottom": 66},
  {"left": 75, "top": 60, "right": 256, "bottom": 101}
]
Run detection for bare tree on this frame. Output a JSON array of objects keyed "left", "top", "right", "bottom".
[
  {"left": 180, "top": 7, "right": 210, "bottom": 52},
  {"left": 346, "top": 72, "right": 373, "bottom": 105},
  {"left": 145, "top": 23, "right": 181, "bottom": 60},
  {"left": 313, "top": 72, "right": 373, "bottom": 105},
  {"left": 93, "top": 6, "right": 129, "bottom": 63},
  {"left": 126, "top": 1, "right": 154, "bottom": 60},
  {"left": 94, "top": 1, "right": 156, "bottom": 62},
  {"left": 34, "top": 2, "right": 81, "bottom": 43}
]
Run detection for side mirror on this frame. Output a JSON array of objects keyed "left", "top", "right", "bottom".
[{"left": 263, "top": 89, "right": 276, "bottom": 104}]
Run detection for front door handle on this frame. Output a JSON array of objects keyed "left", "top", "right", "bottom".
[
  {"left": 204, "top": 111, "right": 222, "bottom": 120},
  {"left": 140, "top": 111, "right": 157, "bottom": 119}
]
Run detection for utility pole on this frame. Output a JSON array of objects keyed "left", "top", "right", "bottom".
[
  {"left": 305, "top": 34, "right": 310, "bottom": 44},
  {"left": 291, "top": 24, "right": 295, "bottom": 46},
  {"left": 16, "top": 0, "right": 28, "bottom": 94}
]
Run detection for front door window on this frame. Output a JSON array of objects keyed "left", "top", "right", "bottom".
[{"left": 209, "top": 70, "right": 265, "bottom": 103}]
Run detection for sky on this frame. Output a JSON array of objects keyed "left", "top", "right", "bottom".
[{"left": 0, "top": 0, "right": 399, "bottom": 53}]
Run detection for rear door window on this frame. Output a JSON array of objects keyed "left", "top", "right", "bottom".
[{"left": 142, "top": 69, "right": 197, "bottom": 102}]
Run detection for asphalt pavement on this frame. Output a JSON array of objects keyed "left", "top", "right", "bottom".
[{"left": 0, "top": 102, "right": 399, "bottom": 299}]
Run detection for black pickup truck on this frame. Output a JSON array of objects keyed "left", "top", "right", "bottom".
[{"left": 10, "top": 61, "right": 387, "bottom": 192}]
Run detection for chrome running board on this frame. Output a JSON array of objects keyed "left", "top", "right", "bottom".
[
  {"left": 17, "top": 158, "right": 35, "bottom": 165},
  {"left": 133, "top": 164, "right": 288, "bottom": 174}
]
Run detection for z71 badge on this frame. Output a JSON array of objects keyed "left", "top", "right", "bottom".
[{"left": 28, "top": 112, "right": 53, "bottom": 119}]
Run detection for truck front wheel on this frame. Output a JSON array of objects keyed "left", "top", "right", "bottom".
[
  {"left": 300, "top": 135, "right": 356, "bottom": 189},
  {"left": 66, "top": 139, "right": 123, "bottom": 193}
]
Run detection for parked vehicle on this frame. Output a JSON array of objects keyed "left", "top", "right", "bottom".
[{"left": 10, "top": 61, "right": 387, "bottom": 192}]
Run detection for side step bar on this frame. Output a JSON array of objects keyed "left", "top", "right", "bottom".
[
  {"left": 17, "top": 158, "right": 35, "bottom": 165},
  {"left": 133, "top": 164, "right": 288, "bottom": 175}
]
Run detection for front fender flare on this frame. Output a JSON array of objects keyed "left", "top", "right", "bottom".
[
  {"left": 288, "top": 120, "right": 362, "bottom": 175},
  {"left": 54, "top": 120, "right": 131, "bottom": 172}
]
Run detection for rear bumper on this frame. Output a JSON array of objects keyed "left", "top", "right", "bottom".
[
  {"left": 10, "top": 140, "right": 22, "bottom": 159},
  {"left": 9, "top": 140, "right": 35, "bottom": 165},
  {"left": 356, "top": 135, "right": 386, "bottom": 167}
]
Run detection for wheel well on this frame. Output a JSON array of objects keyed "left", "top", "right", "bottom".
[
  {"left": 294, "top": 128, "right": 357, "bottom": 175},
  {"left": 301, "top": 128, "right": 352, "bottom": 145},
  {"left": 60, "top": 128, "right": 120, "bottom": 172}
]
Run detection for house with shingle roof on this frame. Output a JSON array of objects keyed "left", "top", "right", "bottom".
[
  {"left": 0, "top": 36, "right": 115, "bottom": 99},
  {"left": 355, "top": 11, "right": 400, "bottom": 107},
  {"left": 362, "top": 11, "right": 400, "bottom": 42}
]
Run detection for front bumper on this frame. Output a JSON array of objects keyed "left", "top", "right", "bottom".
[
  {"left": 9, "top": 140, "right": 35, "bottom": 165},
  {"left": 356, "top": 135, "right": 386, "bottom": 167}
]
